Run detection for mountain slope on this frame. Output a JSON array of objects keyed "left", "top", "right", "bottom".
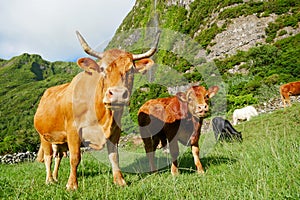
[
  {"left": 108, "top": 0, "right": 300, "bottom": 110},
  {"left": 0, "top": 54, "right": 80, "bottom": 154},
  {"left": 112, "top": 0, "right": 300, "bottom": 60}
]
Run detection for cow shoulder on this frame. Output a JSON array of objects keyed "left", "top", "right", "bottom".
[{"left": 165, "top": 95, "right": 189, "bottom": 122}]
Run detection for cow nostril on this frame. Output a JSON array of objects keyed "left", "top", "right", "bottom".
[
  {"left": 123, "top": 90, "right": 129, "bottom": 99},
  {"left": 197, "top": 104, "right": 208, "bottom": 112}
]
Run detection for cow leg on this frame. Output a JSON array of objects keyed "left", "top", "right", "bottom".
[
  {"left": 140, "top": 121, "right": 160, "bottom": 173},
  {"left": 52, "top": 153, "right": 63, "bottom": 182},
  {"left": 143, "top": 137, "right": 156, "bottom": 173},
  {"left": 52, "top": 143, "right": 67, "bottom": 182},
  {"left": 192, "top": 145, "right": 204, "bottom": 174},
  {"left": 281, "top": 94, "right": 287, "bottom": 108},
  {"left": 287, "top": 96, "right": 292, "bottom": 107},
  {"left": 212, "top": 124, "right": 223, "bottom": 141},
  {"left": 168, "top": 139, "right": 179, "bottom": 175},
  {"left": 41, "top": 140, "right": 54, "bottom": 184},
  {"left": 66, "top": 132, "right": 81, "bottom": 190},
  {"left": 142, "top": 136, "right": 160, "bottom": 173},
  {"left": 107, "top": 139, "right": 126, "bottom": 186}
]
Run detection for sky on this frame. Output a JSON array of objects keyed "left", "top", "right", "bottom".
[{"left": 0, "top": 0, "right": 136, "bottom": 62}]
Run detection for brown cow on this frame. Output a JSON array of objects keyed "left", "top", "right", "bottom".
[
  {"left": 280, "top": 80, "right": 300, "bottom": 107},
  {"left": 34, "top": 31, "right": 160, "bottom": 190},
  {"left": 138, "top": 85, "right": 219, "bottom": 175}
]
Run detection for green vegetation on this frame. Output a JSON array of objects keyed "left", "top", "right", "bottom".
[
  {"left": 265, "top": 8, "right": 300, "bottom": 42},
  {"left": 1, "top": 0, "right": 300, "bottom": 155},
  {"left": 0, "top": 54, "right": 80, "bottom": 154},
  {"left": 214, "top": 33, "right": 300, "bottom": 109},
  {"left": 218, "top": 0, "right": 300, "bottom": 20},
  {"left": 1, "top": 103, "right": 299, "bottom": 199}
]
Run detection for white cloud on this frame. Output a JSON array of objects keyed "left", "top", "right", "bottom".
[{"left": 0, "top": 0, "right": 135, "bottom": 61}]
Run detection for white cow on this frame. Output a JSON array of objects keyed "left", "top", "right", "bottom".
[{"left": 232, "top": 105, "right": 258, "bottom": 125}]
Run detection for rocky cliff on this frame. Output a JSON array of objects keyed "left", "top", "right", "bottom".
[{"left": 112, "top": 0, "right": 300, "bottom": 62}]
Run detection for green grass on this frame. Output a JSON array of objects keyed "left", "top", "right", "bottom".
[{"left": 1, "top": 103, "right": 299, "bottom": 199}]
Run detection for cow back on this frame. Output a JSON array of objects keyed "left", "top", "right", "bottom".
[{"left": 138, "top": 96, "right": 188, "bottom": 123}]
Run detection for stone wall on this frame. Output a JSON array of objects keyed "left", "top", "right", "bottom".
[{"left": 0, "top": 151, "right": 36, "bottom": 164}]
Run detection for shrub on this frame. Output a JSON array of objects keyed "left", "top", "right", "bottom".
[{"left": 227, "top": 94, "right": 258, "bottom": 111}]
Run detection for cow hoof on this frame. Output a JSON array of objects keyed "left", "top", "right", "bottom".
[
  {"left": 66, "top": 180, "right": 78, "bottom": 190},
  {"left": 197, "top": 170, "right": 205, "bottom": 174},
  {"left": 171, "top": 169, "right": 179, "bottom": 176},
  {"left": 114, "top": 178, "right": 127, "bottom": 186},
  {"left": 150, "top": 169, "right": 158, "bottom": 174},
  {"left": 66, "top": 183, "right": 78, "bottom": 190},
  {"left": 46, "top": 177, "right": 55, "bottom": 185}
]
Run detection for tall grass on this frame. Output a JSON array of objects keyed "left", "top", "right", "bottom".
[{"left": 1, "top": 103, "right": 299, "bottom": 199}]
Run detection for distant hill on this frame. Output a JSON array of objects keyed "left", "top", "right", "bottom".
[
  {"left": 0, "top": 53, "right": 80, "bottom": 154},
  {"left": 1, "top": 0, "right": 300, "bottom": 154}
]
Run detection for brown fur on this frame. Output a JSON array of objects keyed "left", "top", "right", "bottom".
[
  {"left": 280, "top": 81, "right": 300, "bottom": 107},
  {"left": 138, "top": 86, "right": 219, "bottom": 175}
]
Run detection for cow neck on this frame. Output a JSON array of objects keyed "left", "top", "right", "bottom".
[
  {"left": 192, "top": 115, "right": 203, "bottom": 123},
  {"left": 94, "top": 74, "right": 111, "bottom": 120},
  {"left": 189, "top": 116, "right": 203, "bottom": 146}
]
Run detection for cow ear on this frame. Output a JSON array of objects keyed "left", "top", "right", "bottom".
[
  {"left": 77, "top": 57, "right": 101, "bottom": 74},
  {"left": 207, "top": 86, "right": 219, "bottom": 98},
  {"left": 176, "top": 92, "right": 187, "bottom": 102},
  {"left": 134, "top": 58, "right": 154, "bottom": 74}
]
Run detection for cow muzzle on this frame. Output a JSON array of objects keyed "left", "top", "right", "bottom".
[
  {"left": 103, "top": 86, "right": 130, "bottom": 109},
  {"left": 194, "top": 104, "right": 209, "bottom": 117}
]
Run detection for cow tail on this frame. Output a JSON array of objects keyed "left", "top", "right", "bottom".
[{"left": 36, "top": 145, "right": 44, "bottom": 163}]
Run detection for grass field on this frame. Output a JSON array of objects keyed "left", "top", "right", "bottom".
[{"left": 1, "top": 103, "right": 299, "bottom": 199}]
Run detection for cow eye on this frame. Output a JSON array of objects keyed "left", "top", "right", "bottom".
[{"left": 99, "top": 67, "right": 104, "bottom": 72}]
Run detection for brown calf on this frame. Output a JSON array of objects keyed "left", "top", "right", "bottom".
[
  {"left": 280, "top": 80, "right": 300, "bottom": 107},
  {"left": 138, "top": 85, "right": 219, "bottom": 175}
]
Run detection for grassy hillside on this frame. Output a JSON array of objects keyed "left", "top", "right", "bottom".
[
  {"left": 0, "top": 0, "right": 300, "bottom": 154},
  {"left": 115, "top": 0, "right": 300, "bottom": 87},
  {"left": 0, "top": 54, "right": 80, "bottom": 154},
  {"left": 1, "top": 103, "right": 299, "bottom": 199},
  {"left": 109, "top": 0, "right": 300, "bottom": 131}
]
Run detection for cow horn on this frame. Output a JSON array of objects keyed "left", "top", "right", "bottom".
[
  {"left": 132, "top": 30, "right": 161, "bottom": 60},
  {"left": 76, "top": 31, "right": 104, "bottom": 59}
]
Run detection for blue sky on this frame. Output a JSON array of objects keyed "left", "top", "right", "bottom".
[{"left": 0, "top": 0, "right": 135, "bottom": 62}]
